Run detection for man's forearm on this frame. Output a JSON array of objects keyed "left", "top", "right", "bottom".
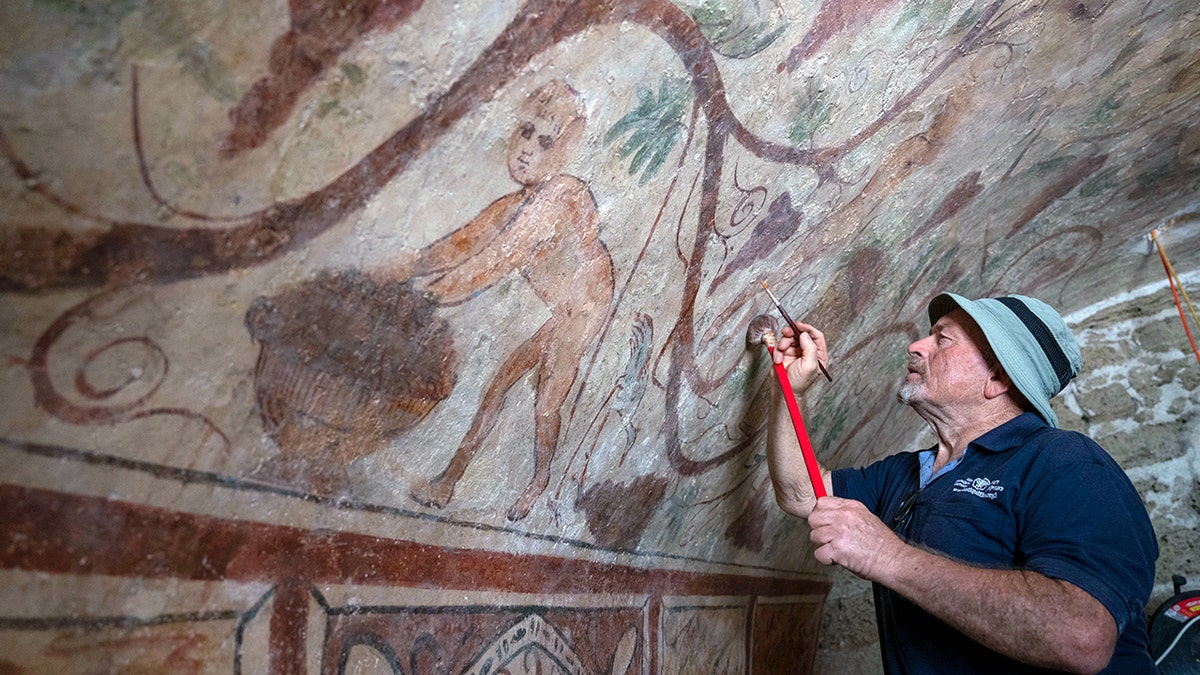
[
  {"left": 880, "top": 544, "right": 1117, "bottom": 674},
  {"left": 766, "top": 394, "right": 829, "bottom": 518},
  {"left": 763, "top": 326, "right": 832, "bottom": 518}
]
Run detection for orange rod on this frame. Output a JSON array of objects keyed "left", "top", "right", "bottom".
[{"left": 1152, "top": 230, "right": 1200, "bottom": 366}]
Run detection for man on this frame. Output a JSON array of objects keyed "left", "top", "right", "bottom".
[{"left": 768, "top": 293, "right": 1158, "bottom": 674}]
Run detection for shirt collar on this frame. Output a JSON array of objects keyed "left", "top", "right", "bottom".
[
  {"left": 969, "top": 411, "right": 1048, "bottom": 453},
  {"left": 916, "top": 412, "right": 1048, "bottom": 488},
  {"left": 918, "top": 449, "right": 960, "bottom": 488}
]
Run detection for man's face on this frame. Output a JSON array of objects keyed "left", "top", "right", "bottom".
[
  {"left": 898, "top": 308, "right": 994, "bottom": 411},
  {"left": 507, "top": 104, "right": 575, "bottom": 185}
]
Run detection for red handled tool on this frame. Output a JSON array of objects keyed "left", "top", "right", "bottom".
[{"left": 766, "top": 341, "right": 827, "bottom": 498}]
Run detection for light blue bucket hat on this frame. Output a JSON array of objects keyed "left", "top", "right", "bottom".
[{"left": 928, "top": 293, "right": 1081, "bottom": 427}]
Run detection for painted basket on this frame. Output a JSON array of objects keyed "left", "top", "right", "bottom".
[{"left": 245, "top": 269, "right": 456, "bottom": 464}]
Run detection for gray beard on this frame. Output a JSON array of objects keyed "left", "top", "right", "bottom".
[
  {"left": 897, "top": 381, "right": 922, "bottom": 406},
  {"left": 898, "top": 356, "right": 925, "bottom": 406}
]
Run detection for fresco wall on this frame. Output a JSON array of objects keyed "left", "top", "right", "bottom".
[{"left": 2, "top": 0, "right": 1199, "bottom": 672}]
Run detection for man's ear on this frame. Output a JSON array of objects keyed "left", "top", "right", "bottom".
[{"left": 983, "top": 366, "right": 1014, "bottom": 400}]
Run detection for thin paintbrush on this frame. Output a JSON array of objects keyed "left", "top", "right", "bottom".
[{"left": 759, "top": 280, "right": 833, "bottom": 382}]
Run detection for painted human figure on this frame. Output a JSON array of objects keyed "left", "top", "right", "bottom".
[{"left": 402, "top": 80, "right": 614, "bottom": 521}]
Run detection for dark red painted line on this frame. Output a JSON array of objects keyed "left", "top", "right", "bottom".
[{"left": 0, "top": 483, "right": 829, "bottom": 599}]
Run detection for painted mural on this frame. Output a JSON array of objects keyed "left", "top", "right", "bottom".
[{"left": 2, "top": 0, "right": 1199, "bottom": 671}]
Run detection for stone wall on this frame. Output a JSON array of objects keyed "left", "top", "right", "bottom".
[{"left": 1064, "top": 271, "right": 1200, "bottom": 610}]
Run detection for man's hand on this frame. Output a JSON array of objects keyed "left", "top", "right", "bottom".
[
  {"left": 772, "top": 322, "right": 828, "bottom": 395},
  {"left": 807, "top": 496, "right": 906, "bottom": 580},
  {"left": 809, "top": 497, "right": 1119, "bottom": 673}
]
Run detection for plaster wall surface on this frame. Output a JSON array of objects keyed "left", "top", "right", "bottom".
[{"left": 1, "top": 0, "right": 1199, "bottom": 672}]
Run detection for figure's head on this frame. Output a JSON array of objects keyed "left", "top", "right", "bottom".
[
  {"left": 507, "top": 80, "right": 586, "bottom": 185},
  {"left": 906, "top": 293, "right": 1080, "bottom": 426}
]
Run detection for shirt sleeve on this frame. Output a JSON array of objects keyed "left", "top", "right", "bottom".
[{"left": 1016, "top": 435, "right": 1158, "bottom": 633}]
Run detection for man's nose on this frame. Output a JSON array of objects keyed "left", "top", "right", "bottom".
[{"left": 907, "top": 335, "right": 932, "bottom": 355}]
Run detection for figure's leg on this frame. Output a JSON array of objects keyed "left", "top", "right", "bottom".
[
  {"left": 506, "top": 322, "right": 584, "bottom": 521},
  {"left": 412, "top": 331, "right": 541, "bottom": 509}
]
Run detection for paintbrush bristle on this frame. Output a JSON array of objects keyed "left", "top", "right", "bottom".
[{"left": 759, "top": 280, "right": 781, "bottom": 306}]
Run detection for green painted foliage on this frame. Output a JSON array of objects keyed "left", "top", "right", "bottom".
[
  {"left": 788, "top": 79, "right": 833, "bottom": 145},
  {"left": 895, "top": 0, "right": 954, "bottom": 32},
  {"left": 950, "top": 6, "right": 983, "bottom": 33},
  {"left": 35, "top": 0, "right": 135, "bottom": 15},
  {"left": 605, "top": 77, "right": 690, "bottom": 184},
  {"left": 688, "top": 0, "right": 789, "bottom": 58},
  {"left": 1080, "top": 167, "right": 1120, "bottom": 198},
  {"left": 1086, "top": 81, "right": 1129, "bottom": 127},
  {"left": 340, "top": 62, "right": 367, "bottom": 87}
]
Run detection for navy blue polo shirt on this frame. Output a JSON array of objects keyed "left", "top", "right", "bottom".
[{"left": 832, "top": 412, "right": 1158, "bottom": 674}]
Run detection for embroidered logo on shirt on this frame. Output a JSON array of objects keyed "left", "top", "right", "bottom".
[{"left": 952, "top": 477, "right": 1004, "bottom": 499}]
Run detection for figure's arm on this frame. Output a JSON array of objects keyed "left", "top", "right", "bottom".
[
  {"left": 421, "top": 179, "right": 597, "bottom": 303},
  {"left": 808, "top": 498, "right": 1118, "bottom": 674},
  {"left": 765, "top": 324, "right": 833, "bottom": 518},
  {"left": 407, "top": 193, "right": 523, "bottom": 278}
]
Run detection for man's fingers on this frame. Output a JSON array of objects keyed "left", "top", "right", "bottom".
[
  {"left": 777, "top": 332, "right": 814, "bottom": 361},
  {"left": 813, "top": 545, "right": 837, "bottom": 567},
  {"left": 797, "top": 332, "right": 816, "bottom": 359},
  {"left": 810, "top": 525, "right": 843, "bottom": 568}
]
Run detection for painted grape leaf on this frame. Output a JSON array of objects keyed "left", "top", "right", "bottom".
[{"left": 788, "top": 77, "right": 834, "bottom": 145}]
